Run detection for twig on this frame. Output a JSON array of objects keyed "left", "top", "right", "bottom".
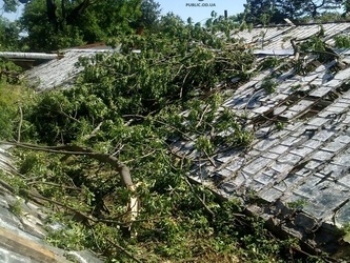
[
  {"left": 111, "top": 142, "right": 124, "bottom": 157},
  {"left": 17, "top": 102, "right": 23, "bottom": 142},
  {"left": 81, "top": 121, "right": 103, "bottom": 141},
  {"left": 168, "top": 146, "right": 194, "bottom": 163},
  {"left": 122, "top": 150, "right": 156, "bottom": 164},
  {"left": 203, "top": 149, "right": 217, "bottom": 167},
  {"left": 106, "top": 238, "right": 143, "bottom": 263},
  {"left": 195, "top": 104, "right": 210, "bottom": 128},
  {"left": 59, "top": 103, "right": 81, "bottom": 123},
  {"left": 122, "top": 114, "right": 193, "bottom": 141},
  {"left": 26, "top": 181, "right": 80, "bottom": 190},
  {"left": 198, "top": 151, "right": 206, "bottom": 205},
  {"left": 180, "top": 71, "right": 191, "bottom": 98},
  {"left": 184, "top": 177, "right": 215, "bottom": 218},
  {"left": 174, "top": 64, "right": 184, "bottom": 78},
  {"left": 28, "top": 191, "right": 99, "bottom": 223},
  {"left": 28, "top": 191, "right": 125, "bottom": 225}
]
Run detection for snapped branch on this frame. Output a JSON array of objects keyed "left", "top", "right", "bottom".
[{"left": 1, "top": 141, "right": 134, "bottom": 188}]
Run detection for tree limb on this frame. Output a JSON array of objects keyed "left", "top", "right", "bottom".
[
  {"left": 16, "top": 102, "right": 23, "bottom": 143},
  {"left": 2, "top": 140, "right": 145, "bottom": 237},
  {"left": 1, "top": 141, "right": 134, "bottom": 187}
]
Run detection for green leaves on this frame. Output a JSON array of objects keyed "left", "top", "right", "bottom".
[
  {"left": 18, "top": 0, "right": 158, "bottom": 51},
  {"left": 244, "top": 0, "right": 346, "bottom": 25},
  {"left": 335, "top": 35, "right": 350, "bottom": 48},
  {"left": 0, "top": 18, "right": 21, "bottom": 51},
  {"left": 4, "top": 12, "right": 323, "bottom": 263},
  {"left": 2, "top": 0, "right": 19, "bottom": 13}
]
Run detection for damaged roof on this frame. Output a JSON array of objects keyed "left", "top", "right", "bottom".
[
  {"left": 7, "top": 21, "right": 350, "bottom": 255},
  {"left": 23, "top": 45, "right": 118, "bottom": 91},
  {"left": 173, "top": 21, "right": 350, "bottom": 253}
]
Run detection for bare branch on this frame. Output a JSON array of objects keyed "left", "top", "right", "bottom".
[
  {"left": 81, "top": 121, "right": 103, "bottom": 141},
  {"left": 59, "top": 103, "right": 81, "bottom": 123},
  {"left": 17, "top": 102, "right": 23, "bottom": 143},
  {"left": 196, "top": 105, "right": 210, "bottom": 128}
]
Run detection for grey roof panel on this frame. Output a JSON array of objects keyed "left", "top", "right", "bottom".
[
  {"left": 173, "top": 21, "right": 350, "bottom": 252},
  {"left": 24, "top": 48, "right": 118, "bottom": 91}
]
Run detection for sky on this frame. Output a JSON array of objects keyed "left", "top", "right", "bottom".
[{"left": 1, "top": 0, "right": 246, "bottom": 23}]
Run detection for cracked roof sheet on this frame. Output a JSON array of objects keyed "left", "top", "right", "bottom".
[
  {"left": 15, "top": 21, "right": 350, "bottom": 253},
  {"left": 175, "top": 21, "right": 350, "bottom": 252}
]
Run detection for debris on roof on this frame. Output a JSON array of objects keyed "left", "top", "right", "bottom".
[
  {"left": 0, "top": 144, "right": 103, "bottom": 262},
  {"left": 4, "top": 22, "right": 350, "bottom": 256},
  {"left": 173, "top": 21, "right": 350, "bottom": 254}
]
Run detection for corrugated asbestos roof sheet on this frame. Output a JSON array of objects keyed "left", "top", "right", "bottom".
[
  {"left": 9, "top": 21, "right": 350, "bottom": 254},
  {"left": 24, "top": 47, "right": 118, "bottom": 91},
  {"left": 173, "top": 21, "right": 350, "bottom": 252},
  {"left": 233, "top": 22, "right": 350, "bottom": 50}
]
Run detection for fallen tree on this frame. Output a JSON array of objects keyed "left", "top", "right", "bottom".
[{"left": 2, "top": 141, "right": 140, "bottom": 237}]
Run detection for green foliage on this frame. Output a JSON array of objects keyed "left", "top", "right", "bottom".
[
  {"left": 286, "top": 199, "right": 307, "bottom": 210},
  {"left": 19, "top": 0, "right": 160, "bottom": 51},
  {"left": 275, "top": 121, "right": 285, "bottom": 131},
  {"left": 293, "top": 58, "right": 307, "bottom": 76},
  {"left": 2, "top": 0, "right": 20, "bottom": 13},
  {"left": 22, "top": 17, "right": 255, "bottom": 146},
  {"left": 9, "top": 199, "right": 23, "bottom": 217},
  {"left": 244, "top": 0, "right": 346, "bottom": 25},
  {"left": 0, "top": 17, "right": 21, "bottom": 51},
  {"left": 19, "top": 0, "right": 87, "bottom": 51},
  {"left": 300, "top": 35, "right": 326, "bottom": 53},
  {"left": 315, "top": 12, "right": 343, "bottom": 22},
  {"left": 335, "top": 35, "right": 350, "bottom": 48},
  {"left": 137, "top": 0, "right": 161, "bottom": 28},
  {"left": 261, "top": 78, "right": 277, "bottom": 94},
  {"left": 341, "top": 223, "right": 350, "bottom": 244},
  {"left": 5, "top": 18, "right": 285, "bottom": 263},
  {"left": 0, "top": 7, "right": 331, "bottom": 263},
  {"left": 260, "top": 57, "right": 281, "bottom": 70},
  {"left": 0, "top": 82, "right": 31, "bottom": 139}
]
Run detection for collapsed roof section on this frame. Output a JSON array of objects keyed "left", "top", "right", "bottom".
[{"left": 172, "top": 21, "right": 350, "bottom": 254}]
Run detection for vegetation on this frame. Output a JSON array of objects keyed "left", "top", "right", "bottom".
[
  {"left": 242, "top": 0, "right": 349, "bottom": 25},
  {"left": 334, "top": 34, "right": 350, "bottom": 48},
  {"left": 1, "top": 1, "right": 349, "bottom": 263},
  {"left": 17, "top": 0, "right": 161, "bottom": 51},
  {"left": 261, "top": 78, "right": 278, "bottom": 94},
  {"left": 0, "top": 17, "right": 21, "bottom": 50}
]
